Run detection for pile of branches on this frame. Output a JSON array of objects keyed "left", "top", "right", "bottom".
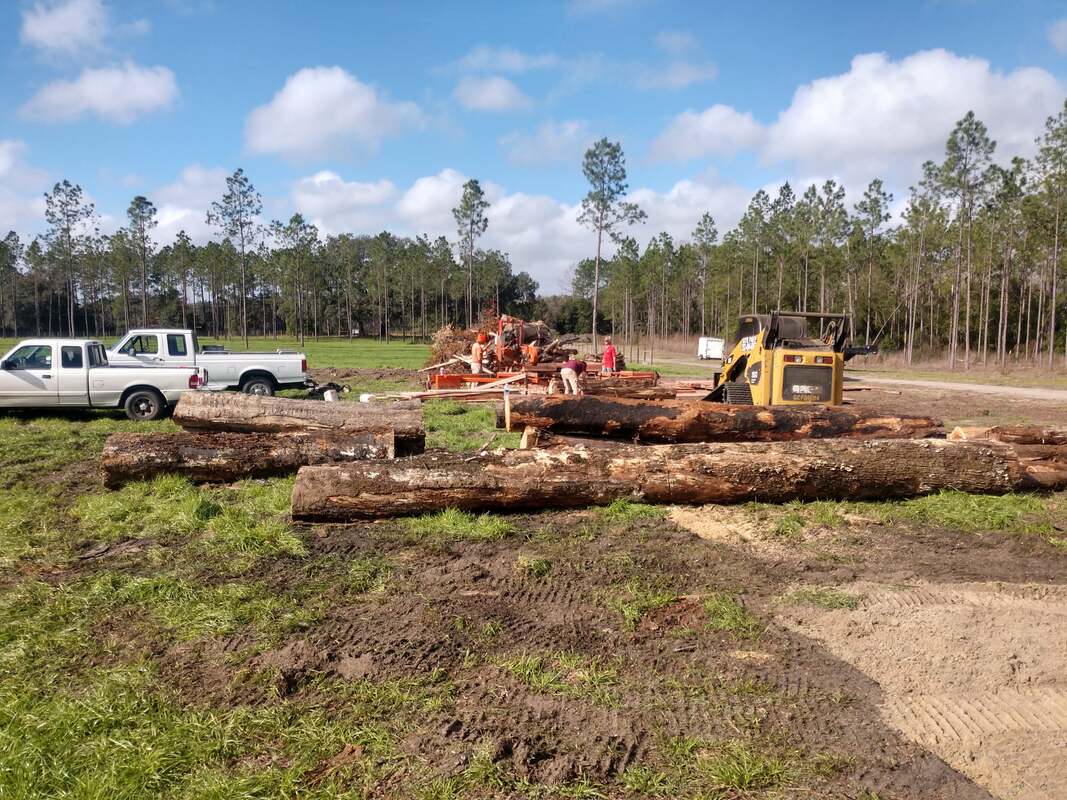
[
  {"left": 426, "top": 313, "right": 577, "bottom": 373},
  {"left": 429, "top": 325, "right": 479, "bottom": 373}
]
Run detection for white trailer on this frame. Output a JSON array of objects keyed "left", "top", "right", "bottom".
[{"left": 697, "top": 336, "right": 725, "bottom": 360}]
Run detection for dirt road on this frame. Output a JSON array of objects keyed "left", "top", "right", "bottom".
[{"left": 853, "top": 376, "right": 1067, "bottom": 402}]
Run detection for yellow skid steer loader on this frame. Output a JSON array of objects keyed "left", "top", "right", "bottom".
[{"left": 706, "top": 311, "right": 876, "bottom": 406}]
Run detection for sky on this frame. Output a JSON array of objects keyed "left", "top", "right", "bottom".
[{"left": 2, "top": 0, "right": 1067, "bottom": 292}]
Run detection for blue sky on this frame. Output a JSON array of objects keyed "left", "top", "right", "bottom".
[{"left": 2, "top": 0, "right": 1067, "bottom": 291}]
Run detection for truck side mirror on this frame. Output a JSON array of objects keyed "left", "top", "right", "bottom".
[{"left": 0, "top": 360, "right": 8, "bottom": 370}]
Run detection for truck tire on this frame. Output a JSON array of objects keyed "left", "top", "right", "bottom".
[
  {"left": 240, "top": 375, "right": 276, "bottom": 396},
  {"left": 124, "top": 389, "right": 166, "bottom": 422}
]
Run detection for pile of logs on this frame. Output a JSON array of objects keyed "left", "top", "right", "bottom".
[
  {"left": 101, "top": 388, "right": 1067, "bottom": 523},
  {"left": 100, "top": 392, "right": 424, "bottom": 487},
  {"left": 288, "top": 394, "right": 1067, "bottom": 521}
]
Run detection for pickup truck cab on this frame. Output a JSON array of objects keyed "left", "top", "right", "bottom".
[
  {"left": 0, "top": 339, "right": 207, "bottom": 420},
  {"left": 108, "top": 329, "right": 310, "bottom": 396}
]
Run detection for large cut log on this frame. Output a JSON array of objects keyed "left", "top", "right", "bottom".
[
  {"left": 174, "top": 392, "right": 425, "bottom": 454},
  {"left": 495, "top": 395, "right": 941, "bottom": 443},
  {"left": 101, "top": 430, "right": 394, "bottom": 487},
  {"left": 580, "top": 386, "right": 676, "bottom": 400},
  {"left": 291, "top": 438, "right": 1067, "bottom": 521},
  {"left": 948, "top": 425, "right": 1067, "bottom": 445}
]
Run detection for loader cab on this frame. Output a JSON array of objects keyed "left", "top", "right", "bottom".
[{"left": 710, "top": 311, "right": 851, "bottom": 406}]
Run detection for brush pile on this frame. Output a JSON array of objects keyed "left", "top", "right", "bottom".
[{"left": 426, "top": 313, "right": 577, "bottom": 373}]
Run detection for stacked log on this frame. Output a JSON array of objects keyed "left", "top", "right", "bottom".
[
  {"left": 497, "top": 395, "right": 942, "bottom": 443},
  {"left": 173, "top": 391, "right": 425, "bottom": 455},
  {"left": 290, "top": 438, "right": 1067, "bottom": 521},
  {"left": 948, "top": 425, "right": 1067, "bottom": 445},
  {"left": 102, "top": 430, "right": 394, "bottom": 487}
]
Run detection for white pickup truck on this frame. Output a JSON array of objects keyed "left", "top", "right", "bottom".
[
  {"left": 0, "top": 339, "right": 207, "bottom": 421},
  {"left": 108, "top": 329, "right": 311, "bottom": 395}
]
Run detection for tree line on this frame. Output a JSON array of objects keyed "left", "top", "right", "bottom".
[
  {"left": 562, "top": 104, "right": 1067, "bottom": 369},
  {"left": 1, "top": 103, "right": 1066, "bottom": 370},
  {"left": 0, "top": 169, "right": 537, "bottom": 346}
]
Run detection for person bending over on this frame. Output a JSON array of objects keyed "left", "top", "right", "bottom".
[{"left": 560, "top": 358, "right": 586, "bottom": 395}]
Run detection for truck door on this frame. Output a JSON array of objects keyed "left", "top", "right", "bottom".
[
  {"left": 116, "top": 333, "right": 164, "bottom": 366},
  {"left": 164, "top": 332, "right": 194, "bottom": 367},
  {"left": 57, "top": 344, "right": 90, "bottom": 405},
  {"left": 0, "top": 343, "right": 59, "bottom": 406}
]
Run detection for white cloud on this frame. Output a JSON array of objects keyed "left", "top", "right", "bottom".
[
  {"left": 650, "top": 104, "right": 764, "bottom": 161},
  {"left": 0, "top": 141, "right": 50, "bottom": 233},
  {"left": 628, "top": 172, "right": 750, "bottom": 245},
  {"left": 245, "top": 66, "right": 423, "bottom": 161},
  {"left": 454, "top": 45, "right": 560, "bottom": 73},
  {"left": 20, "top": 62, "right": 178, "bottom": 123},
  {"left": 285, "top": 166, "right": 751, "bottom": 292},
  {"left": 636, "top": 61, "right": 718, "bottom": 90},
  {"left": 20, "top": 0, "right": 108, "bottom": 56},
  {"left": 152, "top": 164, "right": 228, "bottom": 242},
  {"left": 762, "top": 49, "right": 1064, "bottom": 182},
  {"left": 654, "top": 31, "right": 697, "bottom": 55},
  {"left": 395, "top": 169, "right": 472, "bottom": 232},
  {"left": 500, "top": 120, "right": 592, "bottom": 166},
  {"left": 292, "top": 171, "right": 397, "bottom": 232},
  {"left": 453, "top": 76, "right": 533, "bottom": 111},
  {"left": 1050, "top": 18, "right": 1067, "bottom": 54}
]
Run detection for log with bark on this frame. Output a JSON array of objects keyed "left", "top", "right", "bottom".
[
  {"left": 101, "top": 430, "right": 395, "bottom": 487},
  {"left": 496, "top": 395, "right": 942, "bottom": 442},
  {"left": 174, "top": 392, "right": 425, "bottom": 454},
  {"left": 948, "top": 425, "right": 1067, "bottom": 445},
  {"left": 580, "top": 386, "right": 676, "bottom": 400},
  {"left": 290, "top": 437, "right": 1067, "bottom": 521}
]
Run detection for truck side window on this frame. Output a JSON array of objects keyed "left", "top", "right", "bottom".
[
  {"left": 167, "top": 334, "right": 188, "bottom": 356},
  {"left": 60, "top": 346, "right": 84, "bottom": 369},
  {"left": 6, "top": 344, "right": 52, "bottom": 369},
  {"left": 121, "top": 335, "right": 159, "bottom": 355},
  {"left": 88, "top": 345, "right": 107, "bottom": 367}
]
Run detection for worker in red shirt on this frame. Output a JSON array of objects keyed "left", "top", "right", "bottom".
[{"left": 601, "top": 336, "right": 617, "bottom": 375}]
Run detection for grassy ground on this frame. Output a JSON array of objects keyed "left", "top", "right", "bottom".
[
  {"left": 0, "top": 336, "right": 431, "bottom": 371},
  {"left": 1, "top": 356, "right": 1064, "bottom": 798}
]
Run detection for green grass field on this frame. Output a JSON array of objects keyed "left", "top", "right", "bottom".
[{"left": 0, "top": 336, "right": 431, "bottom": 371}]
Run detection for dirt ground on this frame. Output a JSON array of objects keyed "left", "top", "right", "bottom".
[
  {"left": 159, "top": 504, "right": 1039, "bottom": 798},
  {"left": 843, "top": 381, "right": 1067, "bottom": 428}
]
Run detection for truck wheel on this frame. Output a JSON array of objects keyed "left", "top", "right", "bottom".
[
  {"left": 241, "top": 376, "right": 275, "bottom": 396},
  {"left": 124, "top": 389, "right": 166, "bottom": 421}
]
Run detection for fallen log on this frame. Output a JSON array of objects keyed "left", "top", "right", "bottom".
[
  {"left": 101, "top": 430, "right": 395, "bottom": 487},
  {"left": 174, "top": 392, "right": 425, "bottom": 454},
  {"left": 519, "top": 427, "right": 621, "bottom": 450},
  {"left": 291, "top": 438, "right": 1067, "bottom": 521},
  {"left": 495, "top": 395, "right": 941, "bottom": 443},
  {"left": 948, "top": 425, "right": 1067, "bottom": 445},
  {"left": 581, "top": 386, "right": 676, "bottom": 400}
]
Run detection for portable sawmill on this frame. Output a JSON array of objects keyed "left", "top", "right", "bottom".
[{"left": 706, "top": 311, "right": 876, "bottom": 406}]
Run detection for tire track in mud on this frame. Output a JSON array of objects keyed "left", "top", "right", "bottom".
[
  {"left": 886, "top": 689, "right": 1067, "bottom": 800},
  {"left": 778, "top": 581, "right": 1067, "bottom": 800}
]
